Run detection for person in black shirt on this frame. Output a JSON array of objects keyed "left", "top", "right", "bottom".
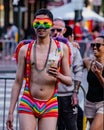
[{"left": 83, "top": 35, "right": 104, "bottom": 130}]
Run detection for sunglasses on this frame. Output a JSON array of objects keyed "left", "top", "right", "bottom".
[
  {"left": 91, "top": 43, "right": 104, "bottom": 49},
  {"left": 51, "top": 28, "right": 63, "bottom": 32},
  {"left": 33, "top": 18, "right": 53, "bottom": 29}
]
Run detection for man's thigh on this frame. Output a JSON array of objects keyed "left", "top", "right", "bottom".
[
  {"left": 38, "top": 117, "right": 57, "bottom": 130},
  {"left": 19, "top": 113, "right": 37, "bottom": 130}
]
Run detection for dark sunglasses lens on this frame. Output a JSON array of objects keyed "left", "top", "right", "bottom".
[
  {"left": 57, "top": 29, "right": 62, "bottom": 32},
  {"left": 96, "top": 44, "right": 101, "bottom": 49},
  {"left": 91, "top": 43, "right": 101, "bottom": 49},
  {"left": 91, "top": 43, "right": 95, "bottom": 48},
  {"left": 51, "top": 28, "right": 62, "bottom": 32},
  {"left": 51, "top": 29, "right": 55, "bottom": 32}
]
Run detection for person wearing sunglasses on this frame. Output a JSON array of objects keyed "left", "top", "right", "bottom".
[
  {"left": 51, "top": 18, "right": 73, "bottom": 63},
  {"left": 83, "top": 35, "right": 104, "bottom": 130},
  {"left": 51, "top": 18, "right": 84, "bottom": 130},
  {"left": 51, "top": 18, "right": 66, "bottom": 38},
  {"left": 64, "top": 26, "right": 84, "bottom": 130},
  {"left": 6, "top": 8, "right": 72, "bottom": 130},
  {"left": 91, "top": 42, "right": 104, "bottom": 50}
]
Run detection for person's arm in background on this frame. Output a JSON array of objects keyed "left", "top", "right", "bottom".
[
  {"left": 69, "top": 34, "right": 80, "bottom": 49},
  {"left": 71, "top": 47, "right": 83, "bottom": 106}
]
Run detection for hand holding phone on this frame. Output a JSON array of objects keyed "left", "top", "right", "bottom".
[{"left": 95, "top": 61, "right": 103, "bottom": 70}]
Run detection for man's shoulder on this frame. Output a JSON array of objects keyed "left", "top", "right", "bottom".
[
  {"left": 14, "top": 39, "right": 34, "bottom": 63},
  {"left": 19, "top": 39, "right": 34, "bottom": 44},
  {"left": 17, "top": 39, "right": 34, "bottom": 52},
  {"left": 18, "top": 39, "right": 34, "bottom": 48}
]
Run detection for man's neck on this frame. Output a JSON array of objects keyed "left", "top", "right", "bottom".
[{"left": 36, "top": 36, "right": 51, "bottom": 45}]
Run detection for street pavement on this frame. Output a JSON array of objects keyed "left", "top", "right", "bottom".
[{"left": 0, "top": 59, "right": 89, "bottom": 130}]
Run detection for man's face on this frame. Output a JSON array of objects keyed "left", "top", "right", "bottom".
[
  {"left": 33, "top": 15, "right": 53, "bottom": 38},
  {"left": 51, "top": 20, "right": 66, "bottom": 37}
]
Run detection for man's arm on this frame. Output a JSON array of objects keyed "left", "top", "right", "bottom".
[
  {"left": 71, "top": 48, "right": 83, "bottom": 106},
  {"left": 6, "top": 45, "right": 26, "bottom": 129},
  {"left": 73, "top": 48, "right": 83, "bottom": 93}
]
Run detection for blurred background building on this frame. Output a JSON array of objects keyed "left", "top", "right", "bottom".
[{"left": 0, "top": 0, "right": 104, "bottom": 41}]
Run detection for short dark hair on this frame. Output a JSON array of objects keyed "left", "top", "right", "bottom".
[
  {"left": 34, "top": 8, "right": 53, "bottom": 21},
  {"left": 64, "top": 26, "right": 73, "bottom": 38}
]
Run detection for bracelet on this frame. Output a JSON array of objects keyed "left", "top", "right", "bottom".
[{"left": 73, "top": 89, "right": 79, "bottom": 94}]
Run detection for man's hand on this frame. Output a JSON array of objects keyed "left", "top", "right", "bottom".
[
  {"left": 47, "top": 66, "right": 58, "bottom": 78},
  {"left": 71, "top": 93, "right": 79, "bottom": 106},
  {"left": 72, "top": 41, "right": 80, "bottom": 49},
  {"left": 92, "top": 61, "right": 103, "bottom": 76},
  {"left": 6, "top": 113, "right": 14, "bottom": 130}
]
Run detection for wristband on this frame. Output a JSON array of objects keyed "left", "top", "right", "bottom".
[{"left": 73, "top": 89, "right": 79, "bottom": 94}]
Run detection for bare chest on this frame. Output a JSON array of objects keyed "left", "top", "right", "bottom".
[
  {"left": 35, "top": 48, "right": 48, "bottom": 68},
  {"left": 31, "top": 42, "right": 57, "bottom": 71}
]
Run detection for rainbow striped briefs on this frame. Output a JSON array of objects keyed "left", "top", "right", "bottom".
[{"left": 18, "top": 86, "right": 58, "bottom": 118}]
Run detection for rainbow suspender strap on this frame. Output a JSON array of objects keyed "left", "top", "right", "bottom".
[
  {"left": 25, "top": 42, "right": 33, "bottom": 87},
  {"left": 54, "top": 40, "right": 62, "bottom": 58}
]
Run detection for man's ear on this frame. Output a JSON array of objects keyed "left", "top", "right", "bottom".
[{"left": 63, "top": 28, "right": 66, "bottom": 34}]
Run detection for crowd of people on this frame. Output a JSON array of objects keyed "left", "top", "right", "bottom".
[
  {"left": 0, "top": 23, "right": 25, "bottom": 60},
  {"left": 1, "top": 8, "right": 104, "bottom": 61},
  {"left": 5, "top": 8, "right": 104, "bottom": 130}
]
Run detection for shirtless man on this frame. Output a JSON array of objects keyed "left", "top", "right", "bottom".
[{"left": 6, "top": 8, "right": 72, "bottom": 130}]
